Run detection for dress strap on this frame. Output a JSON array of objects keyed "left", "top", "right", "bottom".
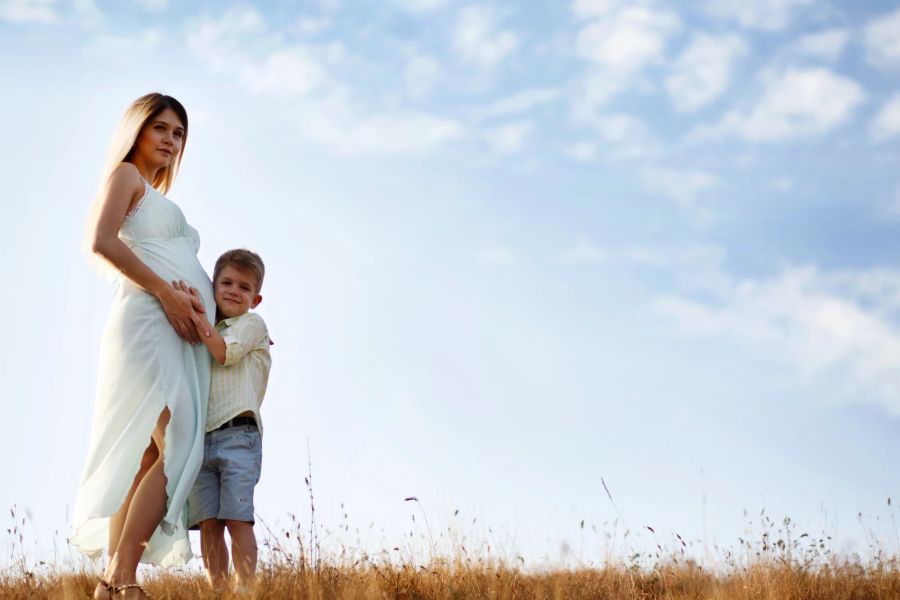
[{"left": 126, "top": 176, "right": 152, "bottom": 219}]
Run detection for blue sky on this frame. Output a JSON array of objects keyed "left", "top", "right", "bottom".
[{"left": 2, "top": 0, "right": 900, "bottom": 569}]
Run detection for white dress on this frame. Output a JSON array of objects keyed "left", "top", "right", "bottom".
[{"left": 71, "top": 178, "right": 213, "bottom": 566}]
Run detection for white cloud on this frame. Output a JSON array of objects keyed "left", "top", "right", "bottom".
[
  {"left": 187, "top": 8, "right": 460, "bottom": 156},
  {"left": 655, "top": 265, "right": 900, "bottom": 415},
  {"left": 0, "top": 0, "right": 57, "bottom": 23},
  {"left": 864, "top": 8, "right": 900, "bottom": 70},
  {"left": 665, "top": 33, "right": 746, "bottom": 112},
  {"left": 575, "top": 5, "right": 680, "bottom": 74},
  {"left": 243, "top": 47, "right": 325, "bottom": 96},
  {"left": 571, "top": 4, "right": 680, "bottom": 114},
  {"left": 187, "top": 8, "right": 266, "bottom": 72},
  {"left": 567, "top": 112, "right": 660, "bottom": 160},
  {"left": 693, "top": 67, "right": 865, "bottom": 142},
  {"left": 551, "top": 6, "right": 674, "bottom": 158},
  {"left": 134, "top": 0, "right": 166, "bottom": 12},
  {"left": 187, "top": 8, "right": 326, "bottom": 98},
  {"left": 453, "top": 5, "right": 519, "bottom": 69},
  {"left": 789, "top": 28, "right": 849, "bottom": 63},
  {"left": 71, "top": 0, "right": 103, "bottom": 27},
  {"left": 708, "top": 0, "right": 814, "bottom": 32},
  {"left": 477, "top": 247, "right": 517, "bottom": 265},
  {"left": 292, "top": 91, "right": 462, "bottom": 156},
  {"left": 473, "top": 88, "right": 560, "bottom": 120},
  {"left": 405, "top": 55, "right": 440, "bottom": 100},
  {"left": 484, "top": 120, "right": 532, "bottom": 154},
  {"left": 870, "top": 93, "right": 900, "bottom": 142},
  {"left": 560, "top": 238, "right": 606, "bottom": 262},
  {"left": 643, "top": 167, "right": 717, "bottom": 208},
  {"left": 86, "top": 29, "right": 163, "bottom": 63}
]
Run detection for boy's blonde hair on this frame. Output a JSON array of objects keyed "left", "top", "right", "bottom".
[{"left": 214, "top": 249, "right": 266, "bottom": 294}]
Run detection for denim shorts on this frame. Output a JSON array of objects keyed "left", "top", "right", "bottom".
[{"left": 187, "top": 424, "right": 262, "bottom": 528}]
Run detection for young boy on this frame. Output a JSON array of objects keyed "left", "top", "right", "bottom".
[{"left": 184, "top": 249, "right": 272, "bottom": 589}]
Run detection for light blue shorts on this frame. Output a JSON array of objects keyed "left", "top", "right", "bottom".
[{"left": 187, "top": 424, "right": 262, "bottom": 528}]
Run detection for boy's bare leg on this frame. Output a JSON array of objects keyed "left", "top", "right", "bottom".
[
  {"left": 225, "top": 520, "right": 257, "bottom": 586},
  {"left": 199, "top": 519, "right": 229, "bottom": 587}
]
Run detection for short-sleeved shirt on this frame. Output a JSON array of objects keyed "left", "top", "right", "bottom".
[{"left": 206, "top": 312, "right": 272, "bottom": 436}]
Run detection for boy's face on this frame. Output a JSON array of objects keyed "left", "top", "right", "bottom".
[{"left": 214, "top": 265, "right": 262, "bottom": 319}]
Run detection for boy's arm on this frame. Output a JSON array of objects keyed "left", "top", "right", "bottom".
[
  {"left": 219, "top": 313, "right": 270, "bottom": 367},
  {"left": 194, "top": 314, "right": 227, "bottom": 365}
]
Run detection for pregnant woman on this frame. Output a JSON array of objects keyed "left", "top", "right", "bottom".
[{"left": 71, "top": 93, "right": 213, "bottom": 599}]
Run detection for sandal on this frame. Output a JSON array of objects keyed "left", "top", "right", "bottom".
[
  {"left": 93, "top": 579, "right": 113, "bottom": 600},
  {"left": 113, "top": 583, "right": 152, "bottom": 599}
]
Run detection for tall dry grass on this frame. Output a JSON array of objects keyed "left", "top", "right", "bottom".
[
  {"left": 4, "top": 503, "right": 900, "bottom": 599},
  {"left": 2, "top": 558, "right": 900, "bottom": 599}
]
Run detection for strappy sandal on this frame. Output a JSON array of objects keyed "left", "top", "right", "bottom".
[
  {"left": 113, "top": 582, "right": 152, "bottom": 599},
  {"left": 93, "top": 579, "right": 113, "bottom": 600}
]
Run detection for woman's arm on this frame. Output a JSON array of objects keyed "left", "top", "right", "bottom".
[{"left": 90, "top": 163, "right": 209, "bottom": 343}]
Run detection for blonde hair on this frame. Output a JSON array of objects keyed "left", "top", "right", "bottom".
[
  {"left": 85, "top": 93, "right": 189, "bottom": 277},
  {"left": 100, "top": 93, "right": 189, "bottom": 195}
]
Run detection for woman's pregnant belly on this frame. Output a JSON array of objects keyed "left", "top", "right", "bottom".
[{"left": 122, "top": 237, "right": 214, "bottom": 311}]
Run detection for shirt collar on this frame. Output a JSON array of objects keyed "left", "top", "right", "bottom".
[{"left": 217, "top": 312, "right": 248, "bottom": 329}]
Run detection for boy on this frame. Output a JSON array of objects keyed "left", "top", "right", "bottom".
[{"left": 183, "top": 249, "right": 272, "bottom": 589}]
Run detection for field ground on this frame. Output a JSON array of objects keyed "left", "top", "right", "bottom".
[
  {"left": 3, "top": 559, "right": 900, "bottom": 599},
  {"left": 5, "top": 505, "right": 900, "bottom": 598}
]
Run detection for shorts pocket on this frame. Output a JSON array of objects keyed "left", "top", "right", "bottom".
[{"left": 245, "top": 428, "right": 260, "bottom": 450}]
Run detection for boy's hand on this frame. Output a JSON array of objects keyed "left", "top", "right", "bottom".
[{"left": 190, "top": 312, "right": 212, "bottom": 338}]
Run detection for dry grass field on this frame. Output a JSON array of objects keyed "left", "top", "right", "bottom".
[
  {"left": 4, "top": 504, "right": 900, "bottom": 598},
  {"left": 4, "top": 528, "right": 900, "bottom": 598},
  {"left": 2, "top": 559, "right": 900, "bottom": 600}
]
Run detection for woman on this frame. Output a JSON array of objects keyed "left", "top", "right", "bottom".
[{"left": 72, "top": 93, "right": 213, "bottom": 599}]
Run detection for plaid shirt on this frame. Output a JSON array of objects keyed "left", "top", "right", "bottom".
[{"left": 206, "top": 312, "right": 272, "bottom": 436}]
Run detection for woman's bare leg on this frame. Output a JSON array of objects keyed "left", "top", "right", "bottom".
[
  {"left": 100, "top": 408, "right": 170, "bottom": 597},
  {"left": 108, "top": 441, "right": 159, "bottom": 558}
]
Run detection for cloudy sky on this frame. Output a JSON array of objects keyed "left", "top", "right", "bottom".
[{"left": 2, "top": 0, "right": 900, "bottom": 569}]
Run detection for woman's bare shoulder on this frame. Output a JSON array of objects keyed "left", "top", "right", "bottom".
[
  {"left": 105, "top": 162, "right": 145, "bottom": 202},
  {"left": 109, "top": 162, "right": 142, "bottom": 185}
]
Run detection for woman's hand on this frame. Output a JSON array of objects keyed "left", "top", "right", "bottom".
[
  {"left": 158, "top": 286, "right": 209, "bottom": 343},
  {"left": 172, "top": 279, "right": 200, "bottom": 299}
]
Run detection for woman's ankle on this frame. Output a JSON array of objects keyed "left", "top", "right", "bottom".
[{"left": 106, "top": 567, "right": 138, "bottom": 587}]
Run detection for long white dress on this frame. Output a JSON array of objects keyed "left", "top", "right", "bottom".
[{"left": 71, "top": 178, "right": 213, "bottom": 566}]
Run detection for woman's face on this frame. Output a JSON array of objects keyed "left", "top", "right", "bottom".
[{"left": 133, "top": 108, "right": 185, "bottom": 169}]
